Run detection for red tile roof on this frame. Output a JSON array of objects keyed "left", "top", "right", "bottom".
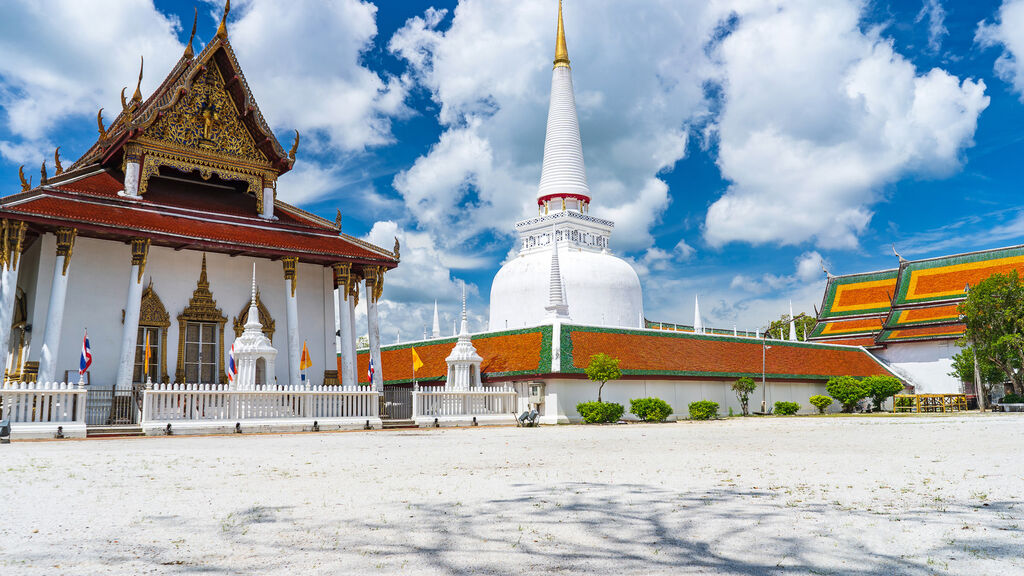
[{"left": 1, "top": 170, "right": 397, "bottom": 266}]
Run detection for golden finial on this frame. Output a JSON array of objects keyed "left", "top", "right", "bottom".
[
  {"left": 288, "top": 130, "right": 300, "bottom": 161},
  {"left": 40, "top": 161, "right": 47, "bottom": 185},
  {"left": 554, "top": 0, "right": 570, "bottom": 69},
  {"left": 184, "top": 8, "right": 197, "bottom": 58},
  {"left": 131, "top": 55, "right": 144, "bottom": 103},
  {"left": 335, "top": 209, "right": 342, "bottom": 231},
  {"left": 54, "top": 147, "right": 63, "bottom": 176},
  {"left": 393, "top": 237, "right": 401, "bottom": 261},
  {"left": 120, "top": 87, "right": 129, "bottom": 112},
  {"left": 97, "top": 108, "right": 107, "bottom": 138},
  {"left": 18, "top": 165, "right": 29, "bottom": 192},
  {"left": 216, "top": 0, "right": 230, "bottom": 39}
]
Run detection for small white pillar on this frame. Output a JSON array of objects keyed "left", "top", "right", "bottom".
[
  {"left": 364, "top": 268, "right": 384, "bottom": 391},
  {"left": 123, "top": 161, "right": 141, "bottom": 197},
  {"left": 283, "top": 257, "right": 300, "bottom": 387},
  {"left": 38, "top": 228, "right": 76, "bottom": 384},
  {"left": 0, "top": 221, "right": 27, "bottom": 376},
  {"left": 333, "top": 264, "right": 356, "bottom": 387},
  {"left": 260, "top": 186, "right": 275, "bottom": 219},
  {"left": 114, "top": 239, "right": 150, "bottom": 389},
  {"left": 348, "top": 285, "right": 357, "bottom": 384}
]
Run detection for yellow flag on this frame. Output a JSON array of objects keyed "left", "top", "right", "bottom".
[
  {"left": 143, "top": 330, "right": 151, "bottom": 377},
  {"left": 300, "top": 340, "right": 313, "bottom": 370},
  {"left": 411, "top": 347, "right": 424, "bottom": 373}
]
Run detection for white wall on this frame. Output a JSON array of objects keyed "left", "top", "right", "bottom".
[
  {"left": 872, "top": 340, "right": 961, "bottom": 394},
  {"left": 18, "top": 234, "right": 337, "bottom": 387},
  {"left": 537, "top": 377, "right": 833, "bottom": 424}
]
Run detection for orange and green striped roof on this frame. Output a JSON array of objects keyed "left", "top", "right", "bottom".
[{"left": 817, "top": 269, "right": 898, "bottom": 320}]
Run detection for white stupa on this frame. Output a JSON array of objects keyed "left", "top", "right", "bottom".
[
  {"left": 446, "top": 284, "right": 483, "bottom": 390},
  {"left": 232, "top": 264, "right": 277, "bottom": 389},
  {"left": 489, "top": 1, "right": 643, "bottom": 330}
]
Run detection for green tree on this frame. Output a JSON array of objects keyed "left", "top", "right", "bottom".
[
  {"left": 731, "top": 376, "right": 758, "bottom": 416},
  {"left": 861, "top": 375, "right": 904, "bottom": 411},
  {"left": 826, "top": 376, "right": 867, "bottom": 413},
  {"left": 949, "top": 345, "right": 1005, "bottom": 399},
  {"left": 809, "top": 395, "right": 833, "bottom": 414},
  {"left": 960, "top": 271, "right": 1024, "bottom": 396},
  {"left": 763, "top": 314, "right": 817, "bottom": 340},
  {"left": 585, "top": 353, "right": 622, "bottom": 403}
]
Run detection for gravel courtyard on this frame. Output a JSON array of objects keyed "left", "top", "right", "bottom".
[{"left": 1, "top": 414, "right": 1021, "bottom": 575}]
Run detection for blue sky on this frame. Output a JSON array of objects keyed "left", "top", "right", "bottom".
[{"left": 3, "top": 0, "right": 1024, "bottom": 339}]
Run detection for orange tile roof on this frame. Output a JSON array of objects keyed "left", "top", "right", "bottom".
[{"left": 565, "top": 327, "right": 893, "bottom": 380}]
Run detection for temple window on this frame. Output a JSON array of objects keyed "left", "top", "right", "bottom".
[{"left": 135, "top": 281, "right": 171, "bottom": 384}]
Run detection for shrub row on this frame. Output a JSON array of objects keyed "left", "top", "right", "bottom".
[
  {"left": 826, "top": 374, "right": 904, "bottom": 412},
  {"left": 576, "top": 397, "right": 676, "bottom": 423}
]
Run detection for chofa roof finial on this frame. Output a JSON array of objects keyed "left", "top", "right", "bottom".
[
  {"left": 54, "top": 147, "right": 63, "bottom": 176},
  {"left": 289, "top": 130, "right": 300, "bottom": 161},
  {"left": 892, "top": 243, "right": 907, "bottom": 265},
  {"left": 132, "top": 55, "right": 144, "bottom": 104},
  {"left": 97, "top": 108, "right": 106, "bottom": 139},
  {"left": 216, "top": 0, "right": 230, "bottom": 40},
  {"left": 184, "top": 8, "right": 198, "bottom": 59},
  {"left": 18, "top": 165, "right": 29, "bottom": 192}
]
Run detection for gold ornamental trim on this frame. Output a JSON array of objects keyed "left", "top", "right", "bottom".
[
  {"left": 130, "top": 238, "right": 151, "bottom": 282},
  {"left": 282, "top": 257, "right": 298, "bottom": 297},
  {"left": 137, "top": 146, "right": 269, "bottom": 213},
  {"left": 1, "top": 220, "right": 28, "bottom": 272},
  {"left": 139, "top": 280, "right": 171, "bottom": 383},
  {"left": 56, "top": 227, "right": 77, "bottom": 276},
  {"left": 362, "top": 265, "right": 385, "bottom": 303},
  {"left": 175, "top": 254, "right": 228, "bottom": 383}
]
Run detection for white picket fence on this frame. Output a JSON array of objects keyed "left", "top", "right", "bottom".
[
  {"left": 141, "top": 383, "right": 379, "bottom": 423},
  {"left": 1, "top": 381, "right": 87, "bottom": 438},
  {"left": 412, "top": 386, "right": 518, "bottom": 422}
]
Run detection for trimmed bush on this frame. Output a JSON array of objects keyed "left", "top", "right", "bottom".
[
  {"left": 826, "top": 375, "right": 867, "bottom": 413},
  {"left": 862, "top": 375, "right": 904, "bottom": 410},
  {"left": 688, "top": 400, "right": 719, "bottom": 421},
  {"left": 774, "top": 401, "right": 800, "bottom": 415},
  {"left": 576, "top": 401, "right": 625, "bottom": 423},
  {"left": 809, "top": 395, "right": 833, "bottom": 414},
  {"left": 630, "top": 397, "right": 674, "bottom": 422},
  {"left": 1002, "top": 393, "right": 1024, "bottom": 404}
]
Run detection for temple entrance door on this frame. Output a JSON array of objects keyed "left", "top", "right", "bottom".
[{"left": 381, "top": 384, "right": 413, "bottom": 420}]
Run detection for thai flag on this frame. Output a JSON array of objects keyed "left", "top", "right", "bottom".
[
  {"left": 367, "top": 356, "right": 375, "bottom": 385},
  {"left": 79, "top": 330, "right": 92, "bottom": 375},
  {"left": 227, "top": 342, "right": 237, "bottom": 383}
]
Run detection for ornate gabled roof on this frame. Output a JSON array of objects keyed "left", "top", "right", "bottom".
[
  {"left": 816, "top": 268, "right": 898, "bottom": 320},
  {"left": 889, "top": 244, "right": 1024, "bottom": 307},
  {"left": 70, "top": 21, "right": 291, "bottom": 176}
]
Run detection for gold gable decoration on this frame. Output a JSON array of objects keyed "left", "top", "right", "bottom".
[
  {"left": 232, "top": 289, "right": 275, "bottom": 341},
  {"left": 140, "top": 281, "right": 171, "bottom": 384},
  {"left": 144, "top": 63, "right": 264, "bottom": 162},
  {"left": 175, "top": 254, "right": 228, "bottom": 383}
]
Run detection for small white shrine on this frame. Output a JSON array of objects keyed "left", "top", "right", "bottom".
[
  {"left": 444, "top": 287, "right": 482, "bottom": 390},
  {"left": 232, "top": 266, "right": 277, "bottom": 389}
]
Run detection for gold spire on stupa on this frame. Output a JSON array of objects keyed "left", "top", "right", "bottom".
[{"left": 554, "top": 0, "right": 570, "bottom": 69}]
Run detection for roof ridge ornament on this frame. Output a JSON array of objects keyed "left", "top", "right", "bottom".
[
  {"left": 18, "top": 165, "right": 29, "bottom": 192},
  {"left": 216, "top": 0, "right": 230, "bottom": 40},
  {"left": 54, "top": 147, "right": 63, "bottom": 176},
  {"left": 288, "top": 130, "right": 299, "bottom": 161},
  {"left": 554, "top": 0, "right": 570, "bottom": 69},
  {"left": 97, "top": 108, "right": 106, "bottom": 139},
  {"left": 132, "top": 56, "right": 144, "bottom": 104},
  {"left": 184, "top": 8, "right": 198, "bottom": 59}
]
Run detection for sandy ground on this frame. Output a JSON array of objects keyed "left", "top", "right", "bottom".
[{"left": 1, "top": 414, "right": 1022, "bottom": 575}]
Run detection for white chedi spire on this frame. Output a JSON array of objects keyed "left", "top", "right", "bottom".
[
  {"left": 537, "top": 0, "right": 590, "bottom": 206},
  {"left": 693, "top": 295, "right": 703, "bottom": 334},
  {"left": 233, "top": 263, "right": 277, "bottom": 389},
  {"left": 432, "top": 300, "right": 440, "bottom": 338},
  {"left": 789, "top": 300, "right": 797, "bottom": 341},
  {"left": 545, "top": 226, "right": 570, "bottom": 319},
  {"left": 446, "top": 282, "right": 483, "bottom": 390}
]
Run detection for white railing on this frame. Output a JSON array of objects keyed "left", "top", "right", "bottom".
[
  {"left": 142, "top": 383, "right": 379, "bottom": 422},
  {"left": 0, "top": 381, "right": 86, "bottom": 424},
  {"left": 412, "top": 386, "right": 518, "bottom": 418}
]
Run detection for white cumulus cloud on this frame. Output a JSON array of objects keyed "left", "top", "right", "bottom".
[
  {"left": 977, "top": 0, "right": 1024, "bottom": 100},
  {"left": 703, "top": 0, "right": 988, "bottom": 249}
]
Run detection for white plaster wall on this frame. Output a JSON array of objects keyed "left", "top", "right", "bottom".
[
  {"left": 873, "top": 340, "right": 962, "bottom": 394},
  {"left": 21, "top": 236, "right": 335, "bottom": 387},
  {"left": 539, "top": 378, "right": 834, "bottom": 423}
]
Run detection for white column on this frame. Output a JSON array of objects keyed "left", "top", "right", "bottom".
[
  {"left": 114, "top": 239, "right": 150, "bottom": 390},
  {"left": 365, "top": 269, "right": 384, "bottom": 391},
  {"left": 260, "top": 186, "right": 275, "bottom": 219},
  {"left": 348, "top": 287, "right": 357, "bottom": 384},
  {"left": 283, "top": 257, "right": 300, "bottom": 387},
  {"left": 334, "top": 265, "right": 357, "bottom": 387},
  {"left": 0, "top": 221, "right": 27, "bottom": 377},
  {"left": 122, "top": 161, "right": 141, "bottom": 197},
  {"left": 38, "top": 228, "right": 76, "bottom": 384}
]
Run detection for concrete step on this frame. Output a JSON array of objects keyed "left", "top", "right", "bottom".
[
  {"left": 87, "top": 425, "right": 145, "bottom": 438},
  {"left": 381, "top": 419, "right": 417, "bottom": 429}
]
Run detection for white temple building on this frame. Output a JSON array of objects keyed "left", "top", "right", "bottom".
[{"left": 488, "top": 2, "right": 643, "bottom": 331}]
